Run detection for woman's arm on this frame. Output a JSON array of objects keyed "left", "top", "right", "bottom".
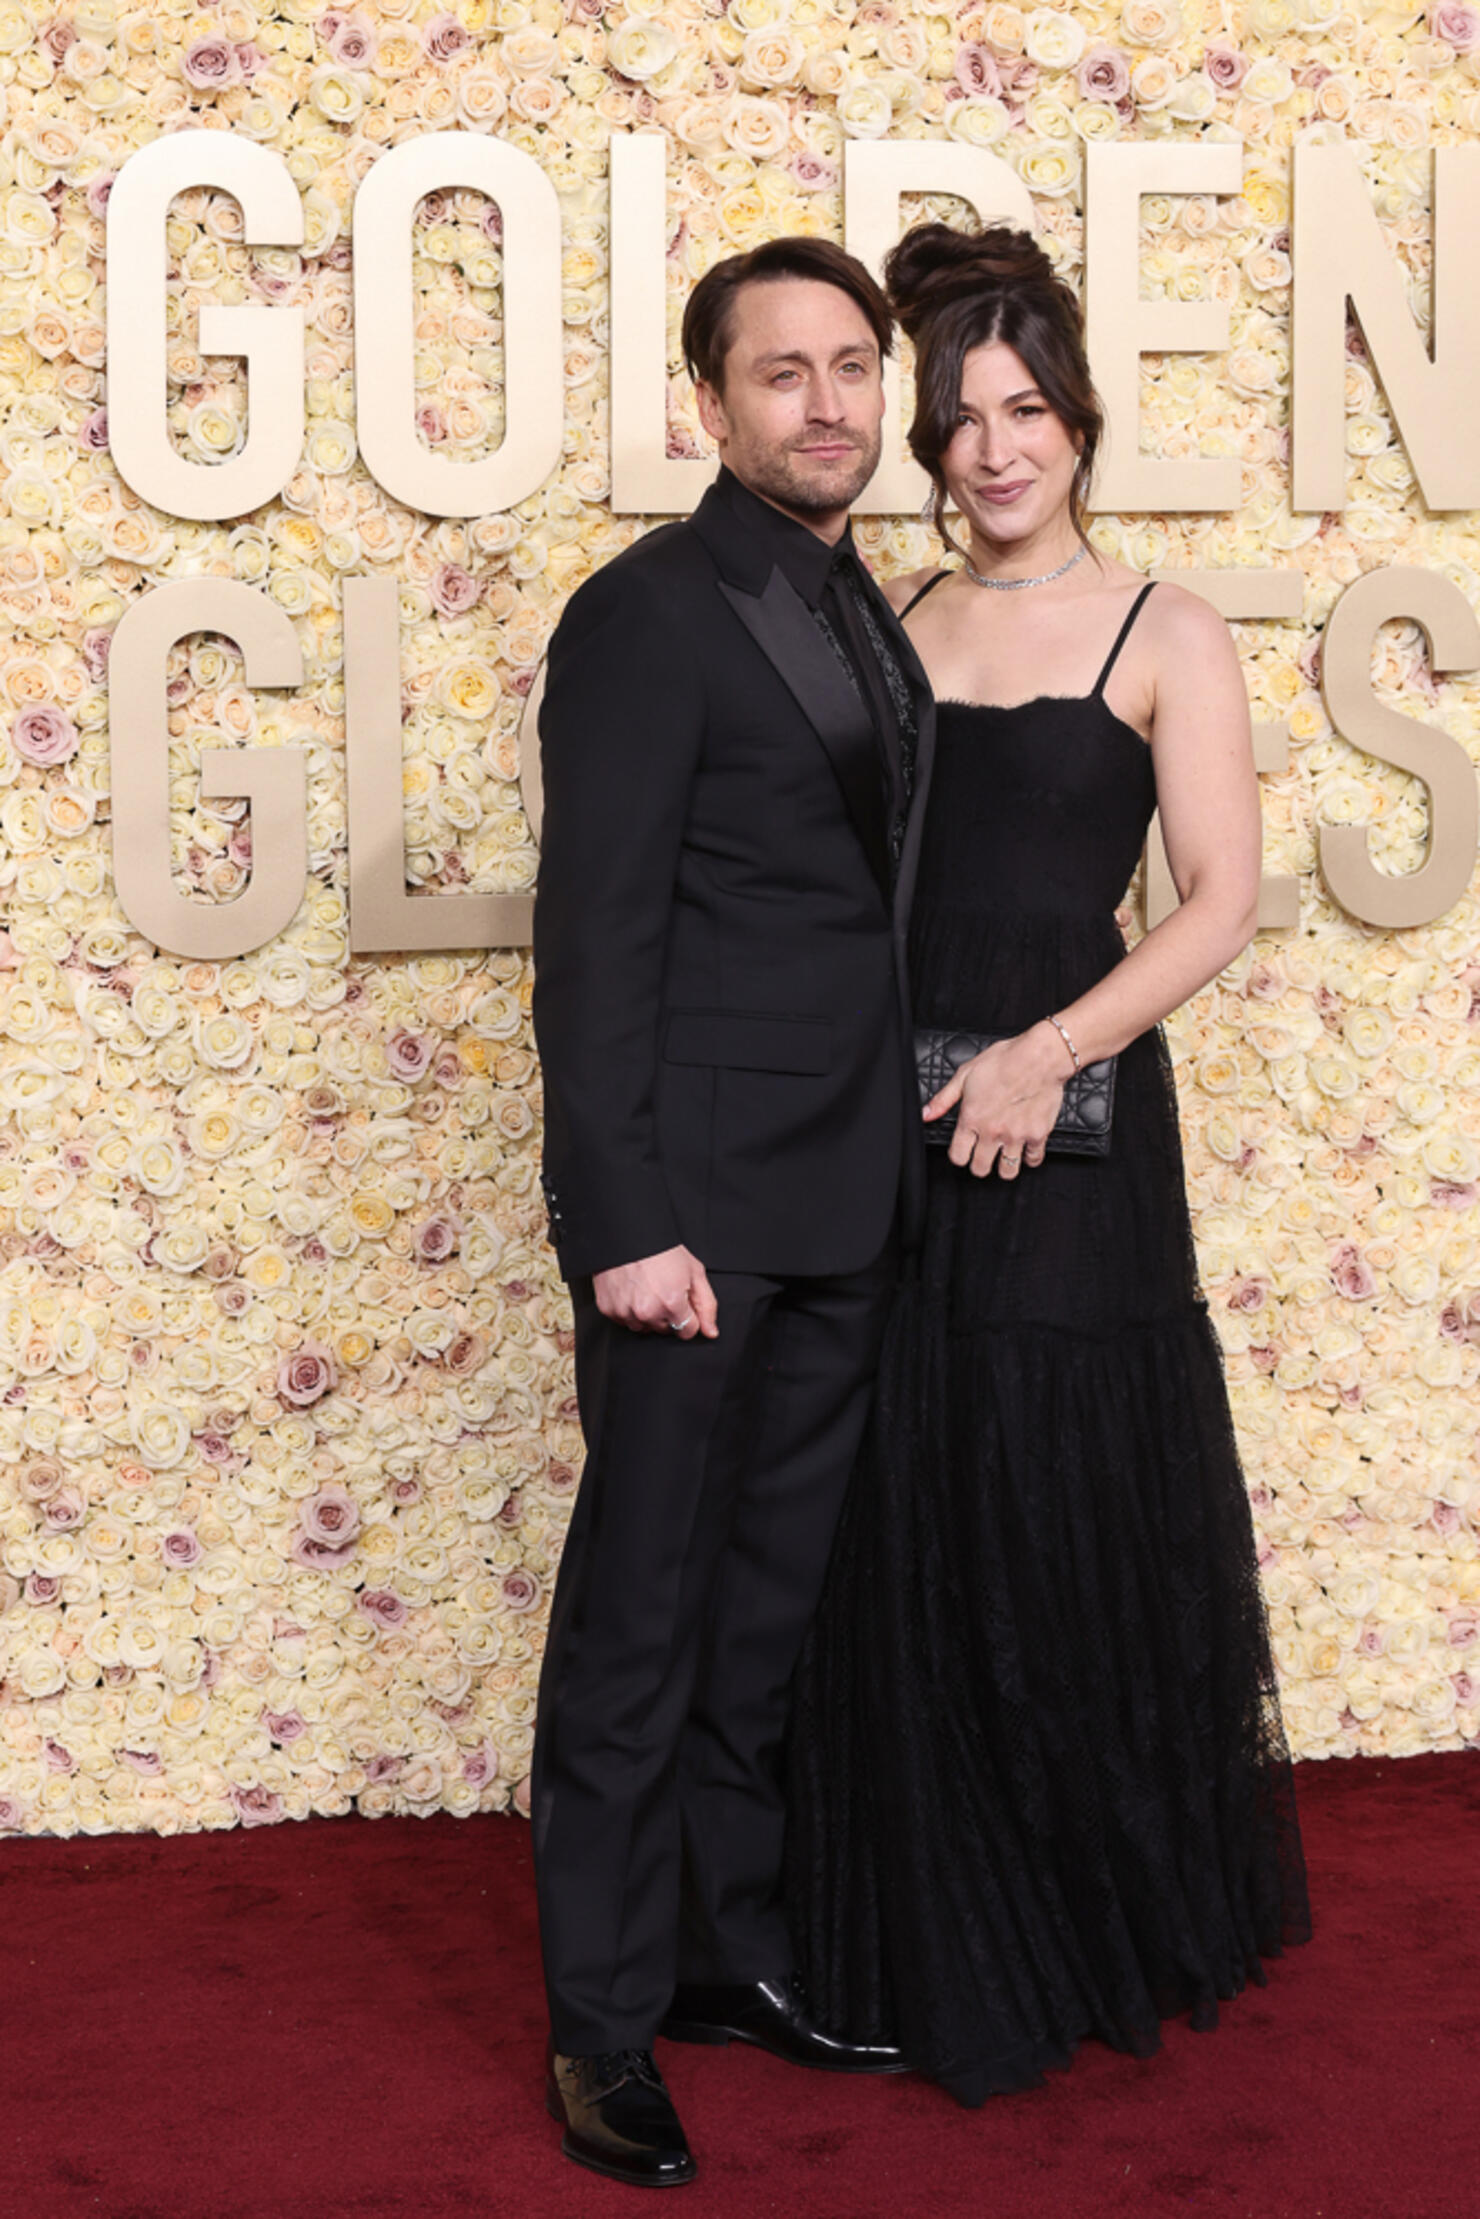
[{"left": 930, "top": 585, "right": 1260, "bottom": 1179}]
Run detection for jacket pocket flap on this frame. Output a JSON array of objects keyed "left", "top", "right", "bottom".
[{"left": 663, "top": 1010, "right": 832, "bottom": 1075}]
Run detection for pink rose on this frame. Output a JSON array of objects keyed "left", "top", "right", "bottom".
[
  {"left": 387, "top": 1030, "right": 433, "bottom": 1083},
  {"left": 301, "top": 1485, "right": 360, "bottom": 1546},
  {"left": 1329, "top": 1242, "right": 1377, "bottom": 1301},
  {"left": 80, "top": 628, "right": 112, "bottom": 682},
  {"left": 277, "top": 1342, "right": 337, "bottom": 1407},
  {"left": 78, "top": 408, "right": 109, "bottom": 453},
  {"left": 232, "top": 1785, "right": 284, "bottom": 1827},
  {"left": 264, "top": 1708, "right": 307, "bottom": 1742},
  {"left": 463, "top": 1742, "right": 501, "bottom": 1788},
  {"left": 235, "top": 40, "right": 265, "bottom": 78},
  {"left": 326, "top": 11, "right": 377, "bottom": 65},
  {"left": 1453, "top": 1672, "right": 1475, "bottom": 1704},
  {"left": 86, "top": 172, "right": 114, "bottom": 217},
  {"left": 43, "top": 1740, "right": 75, "bottom": 1774},
  {"left": 430, "top": 563, "right": 480, "bottom": 619},
  {"left": 1448, "top": 1616, "right": 1479, "bottom": 1647},
  {"left": 43, "top": 1488, "right": 85, "bottom": 1529},
  {"left": 20, "top": 1460, "right": 63, "bottom": 1502},
  {"left": 365, "top": 1753, "right": 404, "bottom": 1783},
  {"left": 414, "top": 1214, "right": 460, "bottom": 1265},
  {"left": 162, "top": 1529, "right": 201, "bottom": 1568},
  {"left": 954, "top": 42, "right": 1002, "bottom": 97},
  {"left": 120, "top": 1749, "right": 163, "bottom": 1775},
  {"left": 445, "top": 1330, "right": 485, "bottom": 1377},
  {"left": 423, "top": 11, "right": 471, "bottom": 60},
  {"left": 1435, "top": 0, "right": 1480, "bottom": 49},
  {"left": 1433, "top": 1183, "right": 1477, "bottom": 1211},
  {"left": 10, "top": 703, "right": 78, "bottom": 768},
  {"left": 1204, "top": 46, "right": 1247, "bottom": 90},
  {"left": 181, "top": 34, "right": 241, "bottom": 90},
  {"left": 501, "top": 1569, "right": 541, "bottom": 1614},
  {"left": 416, "top": 404, "right": 448, "bottom": 445},
  {"left": 1226, "top": 1276, "right": 1269, "bottom": 1313},
  {"left": 25, "top": 1573, "right": 61, "bottom": 1606},
  {"left": 37, "top": 17, "right": 75, "bottom": 65},
  {"left": 1077, "top": 44, "right": 1130, "bottom": 101},
  {"left": 0, "top": 1796, "right": 24, "bottom": 1832},
  {"left": 358, "top": 1588, "right": 408, "bottom": 1630},
  {"left": 792, "top": 151, "right": 837, "bottom": 192}
]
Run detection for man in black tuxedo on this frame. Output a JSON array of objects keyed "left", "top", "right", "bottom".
[{"left": 531, "top": 236, "right": 936, "bottom": 2187}]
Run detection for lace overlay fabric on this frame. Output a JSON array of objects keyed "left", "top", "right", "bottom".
[{"left": 785, "top": 688, "right": 1311, "bottom": 2106}]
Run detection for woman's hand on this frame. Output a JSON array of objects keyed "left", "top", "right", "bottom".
[{"left": 923, "top": 1024, "right": 1069, "bottom": 1180}]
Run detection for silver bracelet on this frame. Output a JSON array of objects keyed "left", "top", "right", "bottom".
[{"left": 1046, "top": 1013, "right": 1081, "bottom": 1073}]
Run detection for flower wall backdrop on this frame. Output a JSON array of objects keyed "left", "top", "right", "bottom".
[{"left": 1, "top": 0, "right": 1478, "bottom": 1837}]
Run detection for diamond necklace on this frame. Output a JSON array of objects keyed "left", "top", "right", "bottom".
[{"left": 963, "top": 543, "right": 1087, "bottom": 591}]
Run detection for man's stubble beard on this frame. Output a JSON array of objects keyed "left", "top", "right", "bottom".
[{"left": 735, "top": 426, "right": 883, "bottom": 519}]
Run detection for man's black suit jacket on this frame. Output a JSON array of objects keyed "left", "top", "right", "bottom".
[{"left": 532, "top": 472, "right": 937, "bottom": 1282}]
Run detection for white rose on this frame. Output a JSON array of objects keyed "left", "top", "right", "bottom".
[
  {"left": 837, "top": 83, "right": 894, "bottom": 137},
  {"left": 132, "top": 1405, "right": 192, "bottom": 1469},
  {"left": 606, "top": 17, "right": 679, "bottom": 81},
  {"left": 946, "top": 97, "right": 1012, "bottom": 145},
  {"left": 1023, "top": 8, "right": 1086, "bottom": 67}
]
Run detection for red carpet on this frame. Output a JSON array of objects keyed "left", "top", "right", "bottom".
[{"left": 4, "top": 1751, "right": 1475, "bottom": 2219}]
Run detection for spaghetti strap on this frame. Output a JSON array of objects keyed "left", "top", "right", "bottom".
[
  {"left": 899, "top": 570, "right": 952, "bottom": 621},
  {"left": 1091, "top": 581, "right": 1156, "bottom": 697}
]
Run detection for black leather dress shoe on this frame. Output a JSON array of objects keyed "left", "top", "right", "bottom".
[
  {"left": 546, "top": 2045, "right": 697, "bottom": 2187},
  {"left": 661, "top": 1976, "right": 907, "bottom": 2073}
]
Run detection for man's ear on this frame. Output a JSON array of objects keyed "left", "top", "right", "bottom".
[{"left": 695, "top": 378, "right": 728, "bottom": 447}]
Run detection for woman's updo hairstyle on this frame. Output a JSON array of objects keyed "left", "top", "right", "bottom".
[{"left": 884, "top": 222, "right": 1104, "bottom": 562}]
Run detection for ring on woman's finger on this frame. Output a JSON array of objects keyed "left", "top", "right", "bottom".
[
  {"left": 667, "top": 1316, "right": 695, "bottom": 1335},
  {"left": 999, "top": 1152, "right": 1021, "bottom": 1168}
]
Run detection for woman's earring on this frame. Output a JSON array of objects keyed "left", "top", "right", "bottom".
[{"left": 920, "top": 484, "right": 938, "bottom": 525}]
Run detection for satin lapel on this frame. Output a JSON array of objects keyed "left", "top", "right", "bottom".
[
  {"left": 862, "top": 582, "right": 937, "bottom": 932},
  {"left": 718, "top": 570, "right": 892, "bottom": 898}
]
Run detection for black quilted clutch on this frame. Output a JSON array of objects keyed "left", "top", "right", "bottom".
[{"left": 914, "top": 1027, "right": 1117, "bottom": 1158}]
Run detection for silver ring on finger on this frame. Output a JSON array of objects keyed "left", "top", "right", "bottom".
[
  {"left": 669, "top": 1316, "right": 694, "bottom": 1334},
  {"left": 999, "top": 1152, "right": 1021, "bottom": 1168}
]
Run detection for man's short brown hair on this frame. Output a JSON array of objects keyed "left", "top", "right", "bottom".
[{"left": 681, "top": 237, "right": 895, "bottom": 393}]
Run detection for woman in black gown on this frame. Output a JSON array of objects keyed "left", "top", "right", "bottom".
[{"left": 786, "top": 223, "right": 1310, "bottom": 2107}]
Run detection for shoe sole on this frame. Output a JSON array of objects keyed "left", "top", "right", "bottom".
[
  {"left": 659, "top": 2022, "right": 909, "bottom": 2074},
  {"left": 546, "top": 2088, "right": 698, "bottom": 2188}
]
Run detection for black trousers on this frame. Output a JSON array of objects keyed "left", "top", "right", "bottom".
[{"left": 531, "top": 1251, "right": 894, "bottom": 2056}]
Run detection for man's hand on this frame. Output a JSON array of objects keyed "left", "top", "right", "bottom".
[{"left": 593, "top": 1246, "right": 720, "bottom": 1339}]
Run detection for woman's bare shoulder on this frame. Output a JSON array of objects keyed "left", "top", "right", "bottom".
[
  {"left": 880, "top": 565, "right": 946, "bottom": 615},
  {"left": 1140, "top": 577, "right": 1240, "bottom": 659}
]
